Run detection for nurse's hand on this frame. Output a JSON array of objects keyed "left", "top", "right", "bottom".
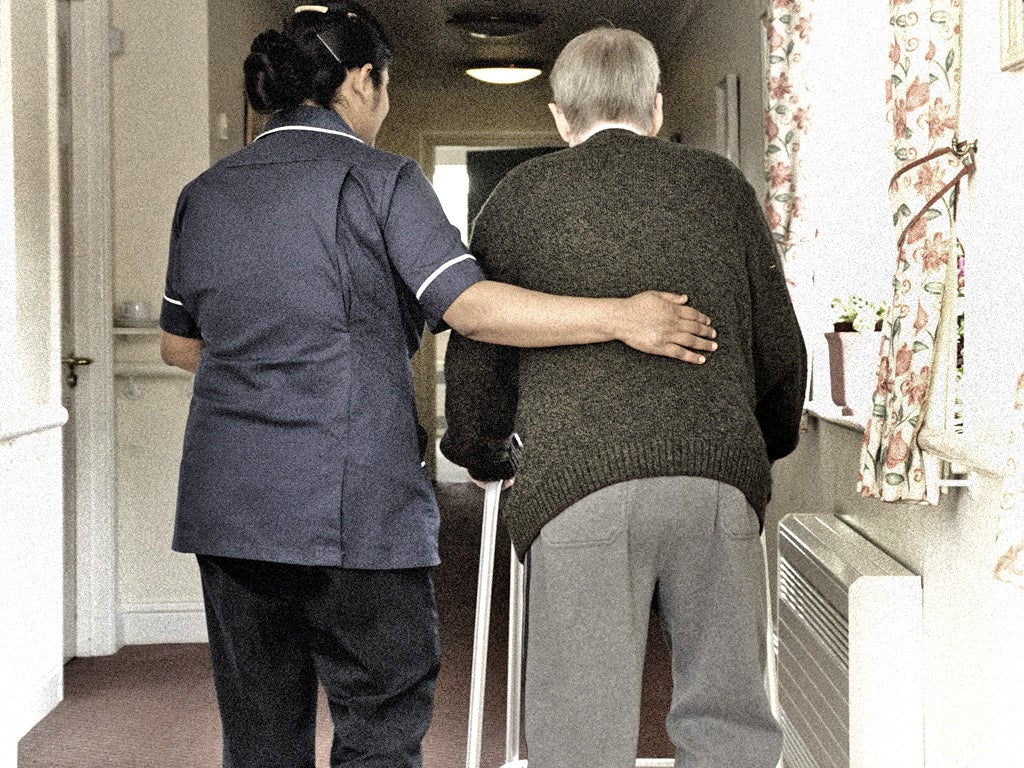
[
  {"left": 444, "top": 280, "right": 716, "bottom": 360},
  {"left": 160, "top": 331, "right": 205, "bottom": 373},
  {"left": 618, "top": 292, "right": 717, "bottom": 364}
]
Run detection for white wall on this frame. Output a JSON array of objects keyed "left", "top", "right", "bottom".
[
  {"left": 0, "top": 1, "right": 67, "bottom": 764},
  {"left": 208, "top": 0, "right": 286, "bottom": 163},
  {"left": 109, "top": 0, "right": 293, "bottom": 643},
  {"left": 661, "top": 0, "right": 769, "bottom": 194},
  {"left": 667, "top": 1, "right": 1024, "bottom": 765},
  {"left": 109, "top": 0, "right": 211, "bottom": 643}
]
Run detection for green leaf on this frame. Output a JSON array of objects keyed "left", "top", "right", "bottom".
[
  {"left": 924, "top": 208, "right": 944, "bottom": 220},
  {"left": 769, "top": 55, "right": 785, "bottom": 64},
  {"left": 931, "top": 10, "right": 950, "bottom": 23},
  {"left": 913, "top": 341, "right": 930, "bottom": 353},
  {"left": 946, "top": 49, "right": 956, "bottom": 70},
  {"left": 784, "top": 130, "right": 795, "bottom": 144},
  {"left": 924, "top": 281, "right": 945, "bottom": 295},
  {"left": 885, "top": 472, "right": 907, "bottom": 485},
  {"left": 873, "top": 404, "right": 889, "bottom": 418},
  {"left": 766, "top": 145, "right": 782, "bottom": 154}
]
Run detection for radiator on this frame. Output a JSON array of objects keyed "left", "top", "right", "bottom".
[{"left": 776, "top": 514, "right": 923, "bottom": 768}]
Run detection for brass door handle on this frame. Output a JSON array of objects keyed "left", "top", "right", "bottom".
[
  {"left": 62, "top": 356, "right": 93, "bottom": 367},
  {"left": 62, "top": 355, "right": 93, "bottom": 388}
]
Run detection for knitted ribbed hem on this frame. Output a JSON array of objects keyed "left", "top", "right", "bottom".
[{"left": 503, "top": 438, "right": 772, "bottom": 559}]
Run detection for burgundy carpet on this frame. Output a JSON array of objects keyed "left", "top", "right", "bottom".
[{"left": 18, "top": 482, "right": 673, "bottom": 767}]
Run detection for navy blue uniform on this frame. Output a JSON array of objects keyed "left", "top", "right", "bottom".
[{"left": 161, "top": 106, "right": 484, "bottom": 569}]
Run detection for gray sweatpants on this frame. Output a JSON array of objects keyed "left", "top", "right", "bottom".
[{"left": 524, "top": 476, "right": 782, "bottom": 768}]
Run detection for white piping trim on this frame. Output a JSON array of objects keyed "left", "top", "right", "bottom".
[
  {"left": 163, "top": 294, "right": 183, "bottom": 306},
  {"left": 255, "top": 125, "right": 364, "bottom": 143},
  {"left": 416, "top": 254, "right": 477, "bottom": 300}
]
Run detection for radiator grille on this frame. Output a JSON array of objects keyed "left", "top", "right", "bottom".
[
  {"left": 776, "top": 514, "right": 923, "bottom": 768},
  {"left": 778, "top": 556, "right": 849, "bottom": 768},
  {"left": 778, "top": 556, "right": 849, "bottom": 670}
]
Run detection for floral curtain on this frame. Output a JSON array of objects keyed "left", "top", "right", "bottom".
[
  {"left": 857, "top": 0, "right": 974, "bottom": 502},
  {"left": 763, "top": 0, "right": 815, "bottom": 281},
  {"left": 994, "top": 372, "right": 1024, "bottom": 587}
]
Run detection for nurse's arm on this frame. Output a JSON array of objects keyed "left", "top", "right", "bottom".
[
  {"left": 442, "top": 280, "right": 717, "bottom": 365},
  {"left": 160, "top": 331, "right": 204, "bottom": 373}
]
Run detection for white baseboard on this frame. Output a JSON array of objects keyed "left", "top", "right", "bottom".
[{"left": 119, "top": 602, "right": 208, "bottom": 645}]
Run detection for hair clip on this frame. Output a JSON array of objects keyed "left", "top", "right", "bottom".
[
  {"left": 315, "top": 32, "right": 343, "bottom": 63},
  {"left": 295, "top": 4, "right": 361, "bottom": 21}
]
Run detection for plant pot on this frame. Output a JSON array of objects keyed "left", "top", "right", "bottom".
[{"left": 823, "top": 331, "right": 883, "bottom": 416}]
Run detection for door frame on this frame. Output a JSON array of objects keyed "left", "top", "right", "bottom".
[{"left": 66, "top": 0, "right": 118, "bottom": 657}]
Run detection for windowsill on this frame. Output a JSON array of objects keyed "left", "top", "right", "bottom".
[
  {"left": 918, "top": 426, "right": 1011, "bottom": 478},
  {"left": 804, "top": 399, "right": 869, "bottom": 433},
  {"left": 804, "top": 401, "right": 1011, "bottom": 479}
]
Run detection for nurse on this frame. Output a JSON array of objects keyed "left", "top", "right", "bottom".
[{"left": 158, "top": 3, "right": 717, "bottom": 767}]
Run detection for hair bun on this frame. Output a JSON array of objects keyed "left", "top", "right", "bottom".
[{"left": 244, "top": 30, "right": 313, "bottom": 113}]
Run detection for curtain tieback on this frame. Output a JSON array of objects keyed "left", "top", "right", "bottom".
[{"left": 890, "top": 138, "right": 979, "bottom": 249}]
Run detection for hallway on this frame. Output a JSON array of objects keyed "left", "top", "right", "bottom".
[{"left": 18, "top": 483, "right": 674, "bottom": 767}]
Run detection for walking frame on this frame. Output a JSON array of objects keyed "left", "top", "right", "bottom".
[{"left": 465, "top": 480, "right": 674, "bottom": 768}]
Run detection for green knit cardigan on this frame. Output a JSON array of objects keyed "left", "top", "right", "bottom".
[{"left": 440, "top": 130, "right": 807, "bottom": 559}]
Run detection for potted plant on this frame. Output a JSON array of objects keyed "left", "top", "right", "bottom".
[
  {"left": 829, "top": 295, "right": 885, "bottom": 333},
  {"left": 824, "top": 295, "right": 886, "bottom": 416}
]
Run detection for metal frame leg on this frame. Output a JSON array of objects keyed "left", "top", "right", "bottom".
[
  {"left": 466, "top": 481, "right": 502, "bottom": 768},
  {"left": 504, "top": 549, "right": 526, "bottom": 768}
]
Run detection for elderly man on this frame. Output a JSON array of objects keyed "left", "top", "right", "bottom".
[{"left": 441, "top": 26, "right": 806, "bottom": 768}]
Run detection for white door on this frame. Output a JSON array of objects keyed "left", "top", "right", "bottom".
[{"left": 63, "top": 0, "right": 119, "bottom": 659}]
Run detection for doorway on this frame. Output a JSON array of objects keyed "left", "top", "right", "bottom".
[{"left": 429, "top": 142, "right": 560, "bottom": 481}]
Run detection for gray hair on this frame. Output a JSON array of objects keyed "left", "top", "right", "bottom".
[{"left": 549, "top": 27, "right": 661, "bottom": 135}]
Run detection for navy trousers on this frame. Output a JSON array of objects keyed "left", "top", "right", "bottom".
[{"left": 197, "top": 556, "right": 440, "bottom": 768}]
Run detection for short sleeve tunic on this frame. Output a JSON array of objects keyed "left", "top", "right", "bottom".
[{"left": 160, "top": 106, "right": 484, "bottom": 569}]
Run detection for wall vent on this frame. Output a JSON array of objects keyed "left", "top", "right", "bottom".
[{"left": 777, "top": 514, "right": 924, "bottom": 768}]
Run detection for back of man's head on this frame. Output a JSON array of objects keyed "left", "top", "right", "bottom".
[{"left": 549, "top": 27, "right": 661, "bottom": 137}]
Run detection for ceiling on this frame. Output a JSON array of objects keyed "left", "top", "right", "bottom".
[{"left": 279, "top": 0, "right": 702, "bottom": 82}]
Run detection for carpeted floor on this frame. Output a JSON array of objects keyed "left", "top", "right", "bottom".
[{"left": 18, "top": 482, "right": 673, "bottom": 767}]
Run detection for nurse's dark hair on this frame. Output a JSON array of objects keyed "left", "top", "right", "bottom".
[{"left": 244, "top": 2, "right": 392, "bottom": 114}]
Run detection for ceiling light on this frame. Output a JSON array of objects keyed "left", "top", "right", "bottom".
[
  {"left": 448, "top": 11, "right": 543, "bottom": 39},
  {"left": 465, "top": 63, "right": 543, "bottom": 85}
]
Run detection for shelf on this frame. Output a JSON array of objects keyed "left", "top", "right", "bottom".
[
  {"left": 114, "top": 323, "right": 160, "bottom": 335},
  {"left": 114, "top": 362, "right": 191, "bottom": 379}
]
